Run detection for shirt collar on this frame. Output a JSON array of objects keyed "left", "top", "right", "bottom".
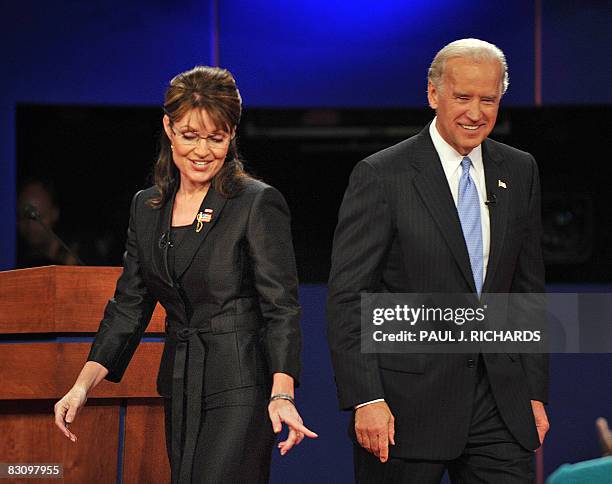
[{"left": 429, "top": 117, "right": 483, "bottom": 178}]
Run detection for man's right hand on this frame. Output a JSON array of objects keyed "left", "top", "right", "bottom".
[{"left": 355, "top": 401, "right": 395, "bottom": 463}]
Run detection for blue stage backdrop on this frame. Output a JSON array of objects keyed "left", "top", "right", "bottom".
[
  {"left": 1, "top": 1, "right": 611, "bottom": 482},
  {"left": 2, "top": 0, "right": 611, "bottom": 269},
  {"left": 218, "top": 0, "right": 535, "bottom": 107}
]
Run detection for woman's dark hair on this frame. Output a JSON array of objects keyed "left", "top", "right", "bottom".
[{"left": 148, "top": 66, "right": 251, "bottom": 208}]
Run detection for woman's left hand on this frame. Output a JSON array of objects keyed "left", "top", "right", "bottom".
[{"left": 268, "top": 399, "right": 318, "bottom": 455}]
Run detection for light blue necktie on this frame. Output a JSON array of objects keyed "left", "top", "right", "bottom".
[{"left": 457, "top": 156, "right": 483, "bottom": 296}]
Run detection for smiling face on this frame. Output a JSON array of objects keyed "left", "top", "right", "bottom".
[
  {"left": 428, "top": 56, "right": 502, "bottom": 155},
  {"left": 163, "top": 108, "right": 232, "bottom": 191}
]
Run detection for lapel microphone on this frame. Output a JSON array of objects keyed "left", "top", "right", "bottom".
[
  {"left": 158, "top": 231, "right": 173, "bottom": 249},
  {"left": 485, "top": 193, "right": 497, "bottom": 206}
]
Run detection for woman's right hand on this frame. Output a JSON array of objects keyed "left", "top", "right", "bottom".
[{"left": 54, "top": 385, "right": 88, "bottom": 442}]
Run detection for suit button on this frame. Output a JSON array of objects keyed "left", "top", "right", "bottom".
[{"left": 467, "top": 358, "right": 476, "bottom": 368}]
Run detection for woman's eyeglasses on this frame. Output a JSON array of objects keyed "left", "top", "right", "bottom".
[{"left": 169, "top": 125, "right": 230, "bottom": 149}]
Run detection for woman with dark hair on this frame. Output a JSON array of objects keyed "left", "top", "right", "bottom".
[{"left": 53, "top": 66, "right": 316, "bottom": 483}]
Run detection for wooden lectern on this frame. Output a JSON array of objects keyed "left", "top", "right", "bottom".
[{"left": 0, "top": 266, "right": 170, "bottom": 483}]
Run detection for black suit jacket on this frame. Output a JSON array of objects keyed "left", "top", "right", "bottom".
[
  {"left": 327, "top": 125, "right": 548, "bottom": 459},
  {"left": 88, "top": 178, "right": 301, "bottom": 403}
]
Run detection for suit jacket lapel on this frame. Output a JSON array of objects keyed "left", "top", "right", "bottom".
[
  {"left": 481, "top": 139, "right": 509, "bottom": 293},
  {"left": 173, "top": 186, "right": 227, "bottom": 280},
  {"left": 152, "top": 186, "right": 176, "bottom": 287},
  {"left": 411, "top": 128, "right": 477, "bottom": 293}
]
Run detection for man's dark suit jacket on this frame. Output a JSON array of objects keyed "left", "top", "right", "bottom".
[
  {"left": 88, "top": 178, "right": 301, "bottom": 403},
  {"left": 327, "top": 124, "right": 548, "bottom": 460}
]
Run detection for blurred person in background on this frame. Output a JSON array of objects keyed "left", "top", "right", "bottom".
[
  {"left": 546, "top": 417, "right": 612, "bottom": 483},
  {"left": 16, "top": 179, "right": 79, "bottom": 267}
]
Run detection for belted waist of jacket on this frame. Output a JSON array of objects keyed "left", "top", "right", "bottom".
[{"left": 167, "top": 298, "right": 261, "bottom": 484}]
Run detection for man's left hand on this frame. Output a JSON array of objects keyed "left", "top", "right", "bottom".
[{"left": 531, "top": 400, "right": 550, "bottom": 446}]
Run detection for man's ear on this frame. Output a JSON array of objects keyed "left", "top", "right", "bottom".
[{"left": 427, "top": 81, "right": 439, "bottom": 110}]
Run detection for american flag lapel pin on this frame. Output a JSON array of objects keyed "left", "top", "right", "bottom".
[
  {"left": 195, "top": 212, "right": 205, "bottom": 233},
  {"left": 498, "top": 179, "right": 507, "bottom": 189},
  {"left": 194, "top": 210, "right": 209, "bottom": 233},
  {"left": 203, "top": 208, "right": 213, "bottom": 222},
  {"left": 196, "top": 208, "right": 214, "bottom": 233}
]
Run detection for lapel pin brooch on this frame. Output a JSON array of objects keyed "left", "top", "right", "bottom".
[
  {"left": 196, "top": 209, "right": 213, "bottom": 233},
  {"left": 498, "top": 179, "right": 507, "bottom": 189}
]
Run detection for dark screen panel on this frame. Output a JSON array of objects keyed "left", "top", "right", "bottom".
[{"left": 17, "top": 105, "right": 611, "bottom": 282}]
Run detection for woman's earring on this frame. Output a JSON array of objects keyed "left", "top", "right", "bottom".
[{"left": 171, "top": 144, "right": 174, "bottom": 151}]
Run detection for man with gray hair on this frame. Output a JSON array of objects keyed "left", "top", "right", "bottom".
[{"left": 327, "top": 38, "right": 549, "bottom": 482}]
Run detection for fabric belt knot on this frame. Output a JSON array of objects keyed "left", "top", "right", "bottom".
[
  {"left": 176, "top": 327, "right": 199, "bottom": 342},
  {"left": 171, "top": 327, "right": 209, "bottom": 484}
]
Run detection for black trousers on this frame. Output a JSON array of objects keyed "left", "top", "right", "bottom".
[
  {"left": 164, "top": 387, "right": 276, "bottom": 484},
  {"left": 354, "top": 359, "right": 534, "bottom": 484}
]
